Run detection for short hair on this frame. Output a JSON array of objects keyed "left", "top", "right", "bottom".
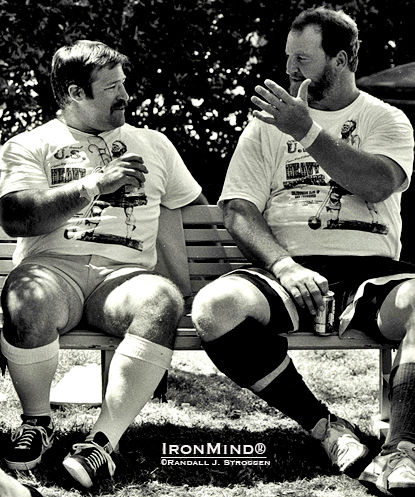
[
  {"left": 51, "top": 40, "right": 129, "bottom": 109},
  {"left": 290, "top": 7, "right": 360, "bottom": 72}
]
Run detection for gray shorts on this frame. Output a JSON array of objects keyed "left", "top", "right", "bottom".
[{"left": 17, "top": 254, "right": 148, "bottom": 305}]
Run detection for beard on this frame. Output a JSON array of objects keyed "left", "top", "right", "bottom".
[{"left": 290, "top": 63, "right": 337, "bottom": 103}]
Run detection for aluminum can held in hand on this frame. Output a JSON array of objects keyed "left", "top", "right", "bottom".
[{"left": 314, "top": 291, "right": 335, "bottom": 336}]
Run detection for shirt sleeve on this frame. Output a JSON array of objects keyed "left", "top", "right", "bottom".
[
  {"left": 219, "top": 119, "right": 279, "bottom": 212},
  {"left": 159, "top": 134, "right": 202, "bottom": 209},
  {"left": 361, "top": 104, "right": 414, "bottom": 192},
  {"left": 0, "top": 135, "right": 50, "bottom": 198}
]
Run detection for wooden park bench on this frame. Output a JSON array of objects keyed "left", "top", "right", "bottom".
[{"left": 0, "top": 204, "right": 397, "bottom": 434}]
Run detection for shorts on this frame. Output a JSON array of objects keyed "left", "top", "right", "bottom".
[
  {"left": 225, "top": 256, "right": 415, "bottom": 342},
  {"left": 17, "top": 254, "right": 148, "bottom": 305}
]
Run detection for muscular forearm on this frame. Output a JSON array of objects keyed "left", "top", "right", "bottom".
[
  {"left": 252, "top": 79, "right": 406, "bottom": 204},
  {"left": 305, "top": 129, "right": 405, "bottom": 203},
  {"left": 223, "top": 199, "right": 290, "bottom": 270},
  {"left": 0, "top": 181, "right": 90, "bottom": 237}
]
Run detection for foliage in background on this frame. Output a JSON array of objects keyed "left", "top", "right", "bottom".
[{"left": 1, "top": 0, "right": 413, "bottom": 201}]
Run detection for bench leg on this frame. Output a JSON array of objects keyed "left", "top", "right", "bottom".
[
  {"left": 101, "top": 349, "right": 115, "bottom": 400},
  {"left": 153, "top": 371, "right": 168, "bottom": 403},
  {"left": 379, "top": 348, "right": 392, "bottom": 421},
  {"left": 371, "top": 348, "right": 392, "bottom": 439}
]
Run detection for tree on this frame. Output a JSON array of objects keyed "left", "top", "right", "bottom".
[{"left": 1, "top": 0, "right": 413, "bottom": 201}]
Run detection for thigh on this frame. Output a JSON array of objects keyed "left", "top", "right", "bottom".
[
  {"left": 377, "top": 278, "right": 415, "bottom": 341},
  {"left": 83, "top": 269, "right": 183, "bottom": 338},
  {"left": 2, "top": 263, "right": 84, "bottom": 344},
  {"left": 192, "top": 271, "right": 272, "bottom": 334}
]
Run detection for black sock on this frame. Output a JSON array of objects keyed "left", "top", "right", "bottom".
[
  {"left": 202, "top": 317, "right": 331, "bottom": 431},
  {"left": 258, "top": 360, "right": 331, "bottom": 431},
  {"left": 22, "top": 414, "right": 52, "bottom": 426},
  {"left": 383, "top": 362, "right": 415, "bottom": 453}
]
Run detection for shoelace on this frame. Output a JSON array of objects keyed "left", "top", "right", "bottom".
[
  {"left": 12, "top": 424, "right": 49, "bottom": 450},
  {"left": 324, "top": 421, "right": 357, "bottom": 462},
  {"left": 388, "top": 451, "right": 407, "bottom": 469},
  {"left": 72, "top": 442, "right": 116, "bottom": 476},
  {"left": 386, "top": 447, "right": 415, "bottom": 471},
  {"left": 329, "top": 432, "right": 356, "bottom": 461}
]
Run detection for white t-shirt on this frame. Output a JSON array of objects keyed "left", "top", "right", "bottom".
[
  {"left": 0, "top": 119, "right": 202, "bottom": 268},
  {"left": 220, "top": 91, "right": 414, "bottom": 260}
]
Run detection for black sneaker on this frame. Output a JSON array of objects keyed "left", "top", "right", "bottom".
[
  {"left": 5, "top": 415, "right": 54, "bottom": 470},
  {"left": 62, "top": 432, "right": 116, "bottom": 488}
]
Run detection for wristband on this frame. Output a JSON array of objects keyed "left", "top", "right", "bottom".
[
  {"left": 267, "top": 256, "right": 295, "bottom": 275},
  {"left": 299, "top": 121, "right": 322, "bottom": 149},
  {"left": 79, "top": 175, "right": 101, "bottom": 202}
]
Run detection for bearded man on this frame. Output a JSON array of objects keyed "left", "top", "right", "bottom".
[{"left": 192, "top": 7, "right": 415, "bottom": 496}]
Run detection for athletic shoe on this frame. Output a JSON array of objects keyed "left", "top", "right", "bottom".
[
  {"left": 311, "top": 416, "right": 368, "bottom": 472},
  {"left": 4, "top": 415, "right": 54, "bottom": 470},
  {"left": 62, "top": 432, "right": 116, "bottom": 488},
  {"left": 359, "top": 440, "right": 415, "bottom": 496}
]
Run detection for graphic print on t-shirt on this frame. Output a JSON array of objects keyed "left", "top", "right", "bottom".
[
  {"left": 50, "top": 136, "right": 147, "bottom": 251},
  {"left": 285, "top": 118, "right": 388, "bottom": 235}
]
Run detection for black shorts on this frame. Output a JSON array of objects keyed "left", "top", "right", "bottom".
[{"left": 226, "top": 256, "right": 415, "bottom": 342}]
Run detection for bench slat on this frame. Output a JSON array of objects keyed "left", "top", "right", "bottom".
[
  {"left": 188, "top": 262, "right": 250, "bottom": 275},
  {"left": 0, "top": 260, "right": 14, "bottom": 273},
  {"left": 181, "top": 205, "right": 224, "bottom": 224},
  {"left": 184, "top": 228, "right": 234, "bottom": 243},
  {"left": 187, "top": 246, "right": 244, "bottom": 259}
]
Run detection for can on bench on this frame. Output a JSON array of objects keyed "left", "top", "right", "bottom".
[{"left": 314, "top": 291, "right": 335, "bottom": 335}]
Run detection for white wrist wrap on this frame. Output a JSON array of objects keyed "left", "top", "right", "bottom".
[
  {"left": 299, "top": 121, "right": 322, "bottom": 149},
  {"left": 269, "top": 257, "right": 296, "bottom": 277},
  {"left": 79, "top": 175, "right": 101, "bottom": 201}
]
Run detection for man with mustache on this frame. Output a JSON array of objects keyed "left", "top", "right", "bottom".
[
  {"left": 0, "top": 40, "right": 206, "bottom": 488},
  {"left": 192, "top": 7, "right": 415, "bottom": 495}
]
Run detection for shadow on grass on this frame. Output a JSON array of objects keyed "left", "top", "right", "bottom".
[
  {"left": 16, "top": 420, "right": 383, "bottom": 495},
  {"left": 0, "top": 361, "right": 384, "bottom": 495}
]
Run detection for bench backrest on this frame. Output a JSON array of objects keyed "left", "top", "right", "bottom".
[
  {"left": 181, "top": 205, "right": 249, "bottom": 296},
  {"left": 0, "top": 205, "right": 234, "bottom": 314}
]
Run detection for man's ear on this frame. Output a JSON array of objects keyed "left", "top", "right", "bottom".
[
  {"left": 67, "top": 84, "right": 85, "bottom": 102},
  {"left": 335, "top": 50, "right": 348, "bottom": 70}
]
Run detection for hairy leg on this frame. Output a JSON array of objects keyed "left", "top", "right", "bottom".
[
  {"left": 83, "top": 272, "right": 183, "bottom": 448},
  {"left": 1, "top": 264, "right": 82, "bottom": 416},
  {"left": 192, "top": 274, "right": 331, "bottom": 431},
  {"left": 377, "top": 279, "right": 415, "bottom": 451},
  {"left": 192, "top": 275, "right": 271, "bottom": 340}
]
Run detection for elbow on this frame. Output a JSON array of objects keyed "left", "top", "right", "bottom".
[
  {"left": 364, "top": 180, "right": 400, "bottom": 203},
  {"left": 364, "top": 190, "right": 391, "bottom": 204},
  {"left": 0, "top": 216, "right": 24, "bottom": 238},
  {"left": 1, "top": 222, "right": 20, "bottom": 238}
]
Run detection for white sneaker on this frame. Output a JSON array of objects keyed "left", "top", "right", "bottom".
[
  {"left": 63, "top": 432, "right": 116, "bottom": 488},
  {"left": 359, "top": 440, "right": 415, "bottom": 496},
  {"left": 311, "top": 416, "right": 368, "bottom": 472}
]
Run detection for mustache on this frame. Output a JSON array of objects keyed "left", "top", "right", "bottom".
[{"left": 111, "top": 101, "right": 128, "bottom": 111}]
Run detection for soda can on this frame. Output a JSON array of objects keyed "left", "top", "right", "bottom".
[{"left": 314, "top": 291, "right": 335, "bottom": 336}]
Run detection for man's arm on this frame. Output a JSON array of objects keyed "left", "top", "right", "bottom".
[
  {"left": 224, "top": 198, "right": 329, "bottom": 314},
  {"left": 252, "top": 79, "right": 407, "bottom": 203},
  {"left": 188, "top": 193, "right": 209, "bottom": 205},
  {"left": 0, "top": 153, "right": 148, "bottom": 238},
  {"left": 0, "top": 186, "right": 90, "bottom": 238}
]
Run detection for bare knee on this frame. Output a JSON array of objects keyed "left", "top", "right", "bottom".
[
  {"left": 100, "top": 274, "right": 184, "bottom": 345},
  {"left": 378, "top": 279, "right": 415, "bottom": 342},
  {"left": 192, "top": 276, "right": 270, "bottom": 341},
  {"left": 1, "top": 265, "right": 78, "bottom": 347}
]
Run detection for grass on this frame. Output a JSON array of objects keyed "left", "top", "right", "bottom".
[{"left": 0, "top": 348, "right": 387, "bottom": 497}]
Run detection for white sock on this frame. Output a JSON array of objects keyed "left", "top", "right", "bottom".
[
  {"left": 1, "top": 334, "right": 59, "bottom": 417},
  {"left": 90, "top": 334, "right": 173, "bottom": 450}
]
